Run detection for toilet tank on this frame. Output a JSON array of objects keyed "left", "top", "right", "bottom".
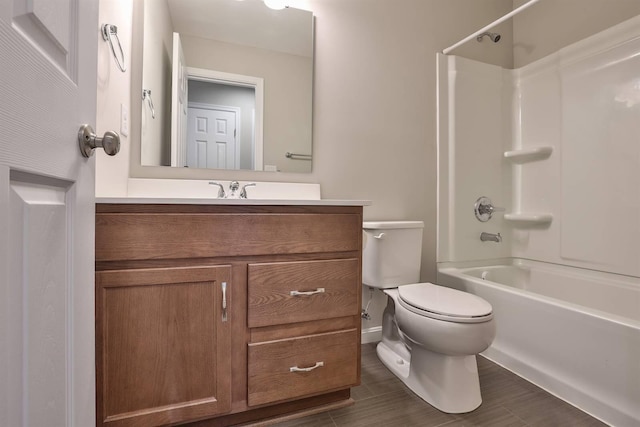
[{"left": 362, "top": 221, "right": 424, "bottom": 289}]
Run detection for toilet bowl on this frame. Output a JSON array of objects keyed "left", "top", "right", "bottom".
[
  {"left": 363, "top": 221, "right": 496, "bottom": 413},
  {"left": 378, "top": 284, "right": 495, "bottom": 413}
]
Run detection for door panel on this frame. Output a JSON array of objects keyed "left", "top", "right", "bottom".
[
  {"left": 5, "top": 173, "right": 72, "bottom": 426},
  {"left": 5, "top": 0, "right": 75, "bottom": 73},
  {"left": 0, "top": 0, "right": 98, "bottom": 425},
  {"left": 187, "top": 107, "right": 238, "bottom": 169}
]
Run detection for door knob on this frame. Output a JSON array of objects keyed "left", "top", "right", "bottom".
[{"left": 78, "top": 124, "right": 120, "bottom": 157}]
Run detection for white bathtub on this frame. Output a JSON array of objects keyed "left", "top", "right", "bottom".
[{"left": 437, "top": 259, "right": 640, "bottom": 427}]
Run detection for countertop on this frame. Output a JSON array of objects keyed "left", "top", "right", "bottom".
[{"left": 96, "top": 197, "right": 371, "bottom": 206}]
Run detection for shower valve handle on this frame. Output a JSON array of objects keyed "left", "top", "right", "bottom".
[{"left": 474, "top": 196, "right": 505, "bottom": 222}]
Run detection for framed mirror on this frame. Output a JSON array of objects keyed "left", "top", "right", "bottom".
[{"left": 134, "top": 0, "right": 314, "bottom": 174}]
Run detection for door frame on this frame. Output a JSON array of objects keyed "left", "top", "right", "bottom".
[
  {"left": 171, "top": 32, "right": 188, "bottom": 168},
  {"left": 186, "top": 67, "right": 264, "bottom": 170}
]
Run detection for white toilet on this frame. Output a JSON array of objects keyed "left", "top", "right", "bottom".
[{"left": 363, "top": 221, "right": 496, "bottom": 414}]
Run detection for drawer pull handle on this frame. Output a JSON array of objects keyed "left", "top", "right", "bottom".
[
  {"left": 290, "top": 287, "right": 325, "bottom": 297},
  {"left": 290, "top": 361, "right": 324, "bottom": 373},
  {"left": 221, "top": 281, "right": 228, "bottom": 322}
]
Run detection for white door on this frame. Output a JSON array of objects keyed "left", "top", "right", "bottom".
[
  {"left": 187, "top": 107, "right": 239, "bottom": 169},
  {"left": 0, "top": 0, "right": 99, "bottom": 426},
  {"left": 170, "top": 32, "right": 188, "bottom": 167}
]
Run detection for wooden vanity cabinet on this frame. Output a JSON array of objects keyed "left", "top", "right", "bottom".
[{"left": 95, "top": 204, "right": 363, "bottom": 427}]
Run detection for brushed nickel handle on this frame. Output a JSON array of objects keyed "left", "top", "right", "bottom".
[
  {"left": 290, "top": 361, "right": 324, "bottom": 373},
  {"left": 221, "top": 281, "right": 228, "bottom": 322},
  {"left": 78, "top": 124, "right": 120, "bottom": 158},
  {"left": 290, "top": 288, "right": 325, "bottom": 297}
]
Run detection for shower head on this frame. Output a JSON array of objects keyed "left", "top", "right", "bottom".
[{"left": 477, "top": 32, "right": 501, "bottom": 43}]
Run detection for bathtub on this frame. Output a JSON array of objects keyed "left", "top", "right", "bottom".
[{"left": 437, "top": 259, "right": 640, "bottom": 427}]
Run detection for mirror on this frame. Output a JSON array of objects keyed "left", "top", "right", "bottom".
[{"left": 137, "top": 0, "right": 314, "bottom": 173}]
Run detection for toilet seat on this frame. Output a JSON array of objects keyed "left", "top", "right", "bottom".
[{"left": 397, "top": 282, "right": 493, "bottom": 323}]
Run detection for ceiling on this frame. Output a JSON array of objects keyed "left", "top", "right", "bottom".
[{"left": 166, "top": 0, "right": 313, "bottom": 57}]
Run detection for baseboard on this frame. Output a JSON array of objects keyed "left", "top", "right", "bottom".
[{"left": 361, "top": 326, "right": 382, "bottom": 344}]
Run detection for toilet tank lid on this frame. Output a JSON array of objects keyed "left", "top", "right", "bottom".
[{"left": 363, "top": 221, "right": 424, "bottom": 230}]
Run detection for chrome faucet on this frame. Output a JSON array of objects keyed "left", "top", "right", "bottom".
[
  {"left": 209, "top": 181, "right": 225, "bottom": 198},
  {"left": 480, "top": 232, "right": 502, "bottom": 243},
  {"left": 227, "top": 181, "right": 241, "bottom": 198},
  {"left": 209, "top": 181, "right": 256, "bottom": 199},
  {"left": 240, "top": 183, "right": 256, "bottom": 199}
]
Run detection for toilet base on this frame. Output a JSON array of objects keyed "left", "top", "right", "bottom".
[{"left": 377, "top": 341, "right": 482, "bottom": 414}]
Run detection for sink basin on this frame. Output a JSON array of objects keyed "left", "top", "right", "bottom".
[{"left": 127, "top": 178, "right": 321, "bottom": 200}]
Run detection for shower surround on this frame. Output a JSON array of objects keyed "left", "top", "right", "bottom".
[{"left": 437, "top": 15, "right": 640, "bottom": 427}]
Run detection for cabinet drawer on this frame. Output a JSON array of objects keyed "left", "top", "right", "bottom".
[
  {"left": 95, "top": 213, "right": 361, "bottom": 261},
  {"left": 248, "top": 259, "right": 359, "bottom": 328},
  {"left": 247, "top": 329, "right": 359, "bottom": 406}
]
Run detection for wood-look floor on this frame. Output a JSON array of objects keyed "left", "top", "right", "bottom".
[{"left": 266, "top": 343, "right": 609, "bottom": 427}]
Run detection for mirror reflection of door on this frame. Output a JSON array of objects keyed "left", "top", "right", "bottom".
[
  {"left": 187, "top": 105, "right": 239, "bottom": 169},
  {"left": 186, "top": 79, "right": 257, "bottom": 170}
]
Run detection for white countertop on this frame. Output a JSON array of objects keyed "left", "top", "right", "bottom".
[
  {"left": 97, "top": 179, "right": 370, "bottom": 206},
  {"left": 96, "top": 197, "right": 371, "bottom": 206}
]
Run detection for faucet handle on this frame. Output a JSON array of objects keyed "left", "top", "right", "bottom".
[
  {"left": 474, "top": 196, "right": 505, "bottom": 222},
  {"left": 240, "top": 183, "right": 256, "bottom": 199},
  {"left": 209, "top": 182, "right": 225, "bottom": 198}
]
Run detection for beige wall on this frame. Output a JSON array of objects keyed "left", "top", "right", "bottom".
[
  {"left": 302, "top": 0, "right": 513, "bottom": 283},
  {"left": 513, "top": 0, "right": 640, "bottom": 67},
  {"left": 96, "top": 0, "right": 132, "bottom": 197}
]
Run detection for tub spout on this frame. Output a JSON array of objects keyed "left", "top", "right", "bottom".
[{"left": 480, "top": 232, "right": 502, "bottom": 243}]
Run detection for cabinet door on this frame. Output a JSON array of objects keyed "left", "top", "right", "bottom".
[{"left": 96, "top": 266, "right": 232, "bottom": 426}]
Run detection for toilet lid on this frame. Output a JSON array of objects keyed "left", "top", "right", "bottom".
[{"left": 398, "top": 282, "right": 492, "bottom": 319}]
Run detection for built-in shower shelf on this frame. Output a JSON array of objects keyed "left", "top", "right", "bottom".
[
  {"left": 504, "top": 212, "right": 553, "bottom": 224},
  {"left": 504, "top": 146, "right": 553, "bottom": 163}
]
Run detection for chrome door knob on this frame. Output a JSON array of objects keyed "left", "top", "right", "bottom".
[{"left": 78, "top": 124, "right": 120, "bottom": 158}]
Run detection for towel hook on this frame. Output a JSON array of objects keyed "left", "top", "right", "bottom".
[
  {"left": 142, "top": 89, "right": 155, "bottom": 119},
  {"left": 102, "top": 24, "right": 126, "bottom": 72}
]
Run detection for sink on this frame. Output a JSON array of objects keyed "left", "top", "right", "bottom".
[{"left": 126, "top": 178, "right": 321, "bottom": 200}]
